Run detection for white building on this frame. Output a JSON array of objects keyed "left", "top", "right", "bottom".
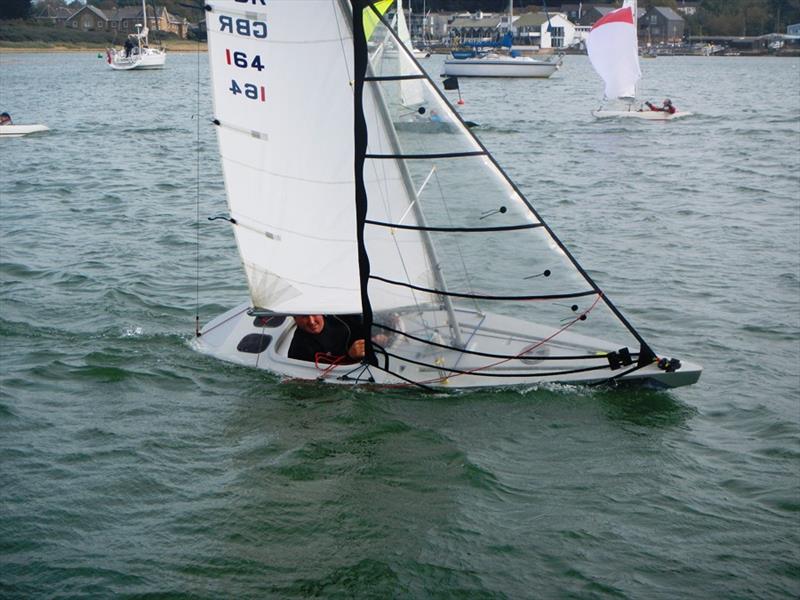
[{"left": 513, "top": 12, "right": 577, "bottom": 49}]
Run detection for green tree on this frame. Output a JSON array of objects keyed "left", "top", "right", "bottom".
[
  {"left": 1, "top": 0, "right": 32, "bottom": 19},
  {"left": 640, "top": 0, "right": 678, "bottom": 9}
]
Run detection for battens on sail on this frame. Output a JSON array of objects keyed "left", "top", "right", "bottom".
[{"left": 586, "top": 3, "right": 641, "bottom": 100}]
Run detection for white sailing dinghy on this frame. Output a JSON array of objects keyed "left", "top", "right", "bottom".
[
  {"left": 587, "top": 1, "right": 691, "bottom": 120},
  {"left": 0, "top": 124, "right": 49, "bottom": 138},
  {"left": 195, "top": 0, "right": 701, "bottom": 390},
  {"left": 106, "top": 0, "right": 166, "bottom": 70}
]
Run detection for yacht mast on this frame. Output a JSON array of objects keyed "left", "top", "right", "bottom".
[{"left": 139, "top": 0, "right": 149, "bottom": 45}]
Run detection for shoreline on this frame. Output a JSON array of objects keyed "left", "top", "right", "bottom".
[{"left": 0, "top": 42, "right": 208, "bottom": 53}]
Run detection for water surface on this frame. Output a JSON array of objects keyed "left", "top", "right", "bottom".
[{"left": 1, "top": 51, "right": 798, "bottom": 598}]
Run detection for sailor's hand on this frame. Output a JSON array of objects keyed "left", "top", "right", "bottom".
[{"left": 348, "top": 339, "right": 366, "bottom": 360}]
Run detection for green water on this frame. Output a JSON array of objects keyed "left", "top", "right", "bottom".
[{"left": 1, "top": 51, "right": 798, "bottom": 598}]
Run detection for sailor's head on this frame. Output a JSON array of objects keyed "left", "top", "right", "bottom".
[
  {"left": 0, "top": 113, "right": 10, "bottom": 124},
  {"left": 663, "top": 99, "right": 672, "bottom": 106},
  {"left": 294, "top": 314, "right": 325, "bottom": 335}
]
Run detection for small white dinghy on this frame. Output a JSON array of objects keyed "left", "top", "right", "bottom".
[
  {"left": 587, "top": 1, "right": 690, "bottom": 121},
  {"left": 592, "top": 107, "right": 693, "bottom": 120},
  {"left": 0, "top": 124, "right": 49, "bottom": 138}
]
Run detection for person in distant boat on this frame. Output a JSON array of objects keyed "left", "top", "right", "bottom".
[
  {"left": 645, "top": 99, "right": 676, "bottom": 114},
  {"left": 124, "top": 37, "right": 134, "bottom": 57},
  {"left": 288, "top": 314, "right": 366, "bottom": 364},
  {"left": 0, "top": 112, "right": 12, "bottom": 126}
]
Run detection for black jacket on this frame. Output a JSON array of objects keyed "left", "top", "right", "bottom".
[{"left": 288, "top": 315, "right": 363, "bottom": 363}]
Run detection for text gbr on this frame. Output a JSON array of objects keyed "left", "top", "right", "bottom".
[{"left": 219, "top": 14, "right": 267, "bottom": 38}]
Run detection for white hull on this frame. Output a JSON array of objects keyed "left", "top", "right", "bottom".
[
  {"left": 443, "top": 55, "right": 562, "bottom": 78},
  {"left": 194, "top": 303, "right": 701, "bottom": 390},
  {"left": 107, "top": 48, "right": 166, "bottom": 70},
  {"left": 0, "top": 124, "right": 49, "bottom": 138},
  {"left": 592, "top": 109, "right": 692, "bottom": 120}
]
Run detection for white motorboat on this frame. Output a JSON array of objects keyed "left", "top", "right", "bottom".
[
  {"left": 106, "top": 0, "right": 165, "bottom": 71},
  {"left": 0, "top": 124, "right": 49, "bottom": 138},
  {"left": 193, "top": 0, "right": 701, "bottom": 390}
]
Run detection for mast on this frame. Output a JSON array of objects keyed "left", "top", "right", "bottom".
[{"left": 139, "top": 0, "right": 149, "bottom": 46}]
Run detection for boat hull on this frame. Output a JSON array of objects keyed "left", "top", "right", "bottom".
[
  {"left": 592, "top": 109, "right": 693, "bottom": 120},
  {"left": 107, "top": 49, "right": 166, "bottom": 70},
  {"left": 442, "top": 56, "right": 562, "bottom": 78},
  {"left": 194, "top": 303, "right": 702, "bottom": 390},
  {"left": 0, "top": 124, "right": 49, "bottom": 138}
]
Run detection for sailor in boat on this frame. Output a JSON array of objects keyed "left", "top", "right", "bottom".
[
  {"left": 0, "top": 112, "right": 12, "bottom": 126},
  {"left": 644, "top": 99, "right": 676, "bottom": 114},
  {"left": 288, "top": 314, "right": 367, "bottom": 364},
  {"left": 124, "top": 37, "right": 134, "bottom": 58}
]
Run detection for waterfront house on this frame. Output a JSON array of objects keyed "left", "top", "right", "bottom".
[
  {"left": 513, "top": 12, "right": 576, "bottom": 49},
  {"left": 575, "top": 6, "right": 613, "bottom": 27},
  {"left": 33, "top": 5, "right": 73, "bottom": 26},
  {"left": 788, "top": 23, "right": 800, "bottom": 36},
  {"left": 65, "top": 5, "right": 109, "bottom": 32},
  {"left": 64, "top": 4, "right": 189, "bottom": 39},
  {"left": 448, "top": 13, "right": 503, "bottom": 45},
  {"left": 640, "top": 6, "right": 685, "bottom": 45}
]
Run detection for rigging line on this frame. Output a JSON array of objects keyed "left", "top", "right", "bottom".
[
  {"left": 372, "top": 323, "right": 612, "bottom": 361},
  {"left": 370, "top": 275, "right": 598, "bottom": 301},
  {"left": 195, "top": 21, "right": 201, "bottom": 337},
  {"left": 364, "top": 220, "right": 542, "bottom": 233}
]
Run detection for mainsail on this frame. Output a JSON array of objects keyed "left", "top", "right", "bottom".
[{"left": 586, "top": 1, "right": 641, "bottom": 100}]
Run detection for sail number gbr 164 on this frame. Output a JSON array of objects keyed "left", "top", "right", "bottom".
[{"left": 225, "top": 48, "right": 266, "bottom": 102}]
